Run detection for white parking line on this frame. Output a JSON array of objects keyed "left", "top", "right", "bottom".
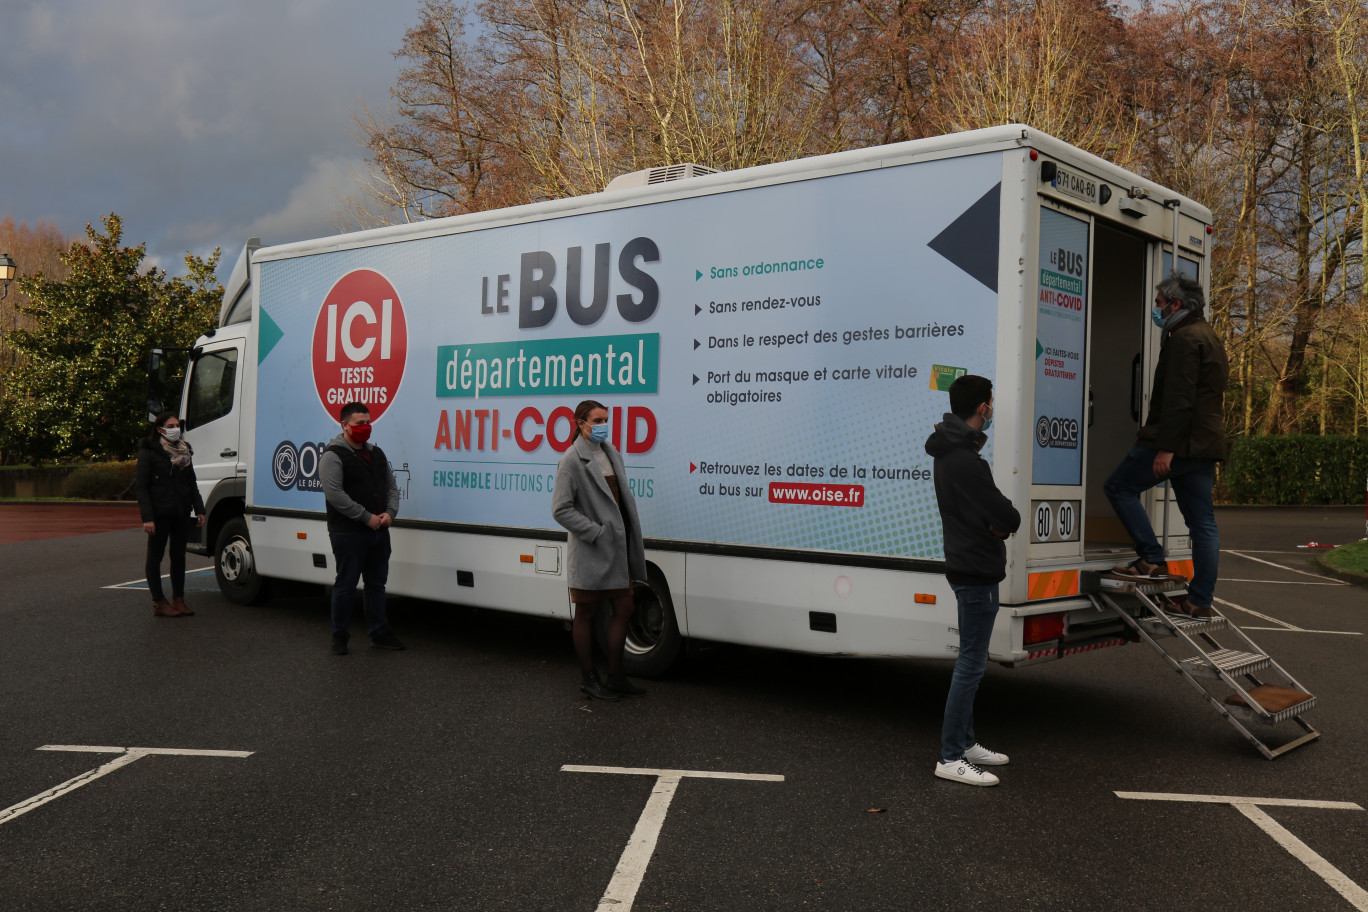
[
  {"left": 1215, "top": 596, "right": 1363, "bottom": 636},
  {"left": 103, "top": 567, "right": 216, "bottom": 590},
  {"left": 563, "top": 765, "right": 784, "bottom": 912},
  {"left": 1232, "top": 549, "right": 1328, "bottom": 555},
  {"left": 1223, "top": 550, "right": 1347, "bottom": 585},
  {"left": 1218, "top": 578, "right": 1343, "bottom": 585},
  {"left": 0, "top": 745, "right": 253, "bottom": 827},
  {"left": 1242, "top": 627, "right": 1363, "bottom": 635},
  {"left": 1115, "top": 792, "right": 1368, "bottom": 910}
]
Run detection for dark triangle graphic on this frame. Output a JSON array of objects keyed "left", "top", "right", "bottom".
[{"left": 927, "top": 182, "right": 1001, "bottom": 293}]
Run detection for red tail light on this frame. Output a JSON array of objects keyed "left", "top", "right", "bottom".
[{"left": 1024, "top": 613, "right": 1066, "bottom": 645}]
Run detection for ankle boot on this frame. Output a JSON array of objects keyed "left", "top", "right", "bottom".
[
  {"left": 580, "top": 669, "right": 619, "bottom": 701},
  {"left": 606, "top": 672, "right": 646, "bottom": 696},
  {"left": 153, "top": 599, "right": 182, "bottom": 617},
  {"left": 171, "top": 596, "right": 194, "bottom": 616}
]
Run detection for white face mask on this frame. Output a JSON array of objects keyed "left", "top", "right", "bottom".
[{"left": 163, "top": 427, "right": 181, "bottom": 441}]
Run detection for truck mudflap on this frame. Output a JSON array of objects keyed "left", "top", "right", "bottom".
[{"left": 1001, "top": 595, "right": 1137, "bottom": 668}]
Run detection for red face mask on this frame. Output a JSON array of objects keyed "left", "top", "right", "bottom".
[{"left": 346, "top": 422, "right": 372, "bottom": 443}]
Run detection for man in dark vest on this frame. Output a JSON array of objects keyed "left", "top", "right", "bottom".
[{"left": 320, "top": 401, "right": 404, "bottom": 655}]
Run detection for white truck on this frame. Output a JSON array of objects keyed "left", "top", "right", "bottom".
[{"left": 169, "top": 124, "right": 1212, "bottom": 676}]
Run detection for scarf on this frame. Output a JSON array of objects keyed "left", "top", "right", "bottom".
[{"left": 160, "top": 435, "right": 193, "bottom": 468}]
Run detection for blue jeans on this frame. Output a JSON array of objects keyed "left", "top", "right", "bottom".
[
  {"left": 1103, "top": 445, "right": 1219, "bottom": 607},
  {"left": 329, "top": 528, "right": 392, "bottom": 638},
  {"left": 942, "top": 582, "right": 1000, "bottom": 762}
]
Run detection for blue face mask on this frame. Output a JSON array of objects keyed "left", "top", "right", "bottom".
[
  {"left": 588, "top": 423, "right": 610, "bottom": 443},
  {"left": 1151, "top": 304, "right": 1167, "bottom": 328}
]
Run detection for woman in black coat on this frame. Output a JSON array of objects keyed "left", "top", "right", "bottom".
[{"left": 135, "top": 411, "right": 206, "bottom": 617}]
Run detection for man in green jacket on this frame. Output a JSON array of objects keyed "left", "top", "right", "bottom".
[{"left": 1104, "top": 274, "right": 1229, "bottom": 617}]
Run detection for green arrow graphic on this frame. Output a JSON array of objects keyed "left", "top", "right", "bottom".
[{"left": 258, "top": 307, "right": 284, "bottom": 364}]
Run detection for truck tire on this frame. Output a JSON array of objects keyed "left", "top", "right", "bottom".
[
  {"left": 214, "top": 516, "right": 271, "bottom": 605},
  {"left": 599, "top": 567, "right": 683, "bottom": 678}
]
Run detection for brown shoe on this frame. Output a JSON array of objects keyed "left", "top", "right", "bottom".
[
  {"left": 153, "top": 599, "right": 184, "bottom": 617},
  {"left": 1111, "top": 558, "right": 1169, "bottom": 579},
  {"left": 172, "top": 596, "right": 194, "bottom": 616},
  {"left": 1166, "top": 596, "right": 1213, "bottom": 618}
]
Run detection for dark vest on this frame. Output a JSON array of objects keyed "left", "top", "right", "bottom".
[{"left": 325, "top": 443, "right": 390, "bottom": 533}]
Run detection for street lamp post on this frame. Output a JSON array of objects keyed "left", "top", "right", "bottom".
[{"left": 0, "top": 253, "right": 15, "bottom": 301}]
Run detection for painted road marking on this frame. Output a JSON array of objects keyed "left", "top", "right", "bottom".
[
  {"left": 1215, "top": 597, "right": 1362, "bottom": 636},
  {"left": 103, "top": 567, "right": 216, "bottom": 591},
  {"left": 1242, "top": 627, "right": 1363, "bottom": 635},
  {"left": 1223, "top": 549, "right": 1347, "bottom": 585},
  {"left": 562, "top": 765, "right": 784, "bottom": 912},
  {"left": 1219, "top": 578, "right": 1343, "bottom": 585},
  {"left": 1116, "top": 792, "right": 1368, "bottom": 910},
  {"left": 1232, "top": 549, "right": 1338, "bottom": 555},
  {"left": 0, "top": 745, "right": 253, "bottom": 828}
]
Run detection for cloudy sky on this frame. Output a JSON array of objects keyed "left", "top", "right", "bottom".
[{"left": 0, "top": 0, "right": 417, "bottom": 280}]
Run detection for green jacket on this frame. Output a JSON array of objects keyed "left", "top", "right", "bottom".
[{"left": 1137, "top": 312, "right": 1229, "bottom": 460}]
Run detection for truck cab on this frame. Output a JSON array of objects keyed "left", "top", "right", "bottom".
[{"left": 176, "top": 240, "right": 259, "bottom": 602}]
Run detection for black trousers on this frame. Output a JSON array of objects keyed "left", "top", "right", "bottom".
[{"left": 146, "top": 513, "right": 191, "bottom": 601}]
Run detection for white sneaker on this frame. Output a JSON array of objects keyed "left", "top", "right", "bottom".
[
  {"left": 963, "top": 742, "right": 1009, "bottom": 766},
  {"left": 935, "top": 758, "right": 1000, "bottom": 787}
]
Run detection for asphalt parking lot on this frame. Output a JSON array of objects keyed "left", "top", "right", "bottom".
[{"left": 1, "top": 506, "right": 1365, "bottom": 911}]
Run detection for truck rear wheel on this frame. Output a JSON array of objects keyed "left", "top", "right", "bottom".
[
  {"left": 599, "top": 568, "right": 682, "bottom": 678},
  {"left": 214, "top": 516, "right": 270, "bottom": 605}
]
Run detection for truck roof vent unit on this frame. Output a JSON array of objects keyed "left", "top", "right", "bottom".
[
  {"left": 605, "top": 163, "right": 721, "bottom": 191},
  {"left": 219, "top": 237, "right": 262, "bottom": 327}
]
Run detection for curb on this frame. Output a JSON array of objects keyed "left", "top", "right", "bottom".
[{"left": 1313, "top": 554, "right": 1368, "bottom": 588}]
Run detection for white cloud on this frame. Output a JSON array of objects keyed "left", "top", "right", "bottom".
[
  {"left": 243, "top": 155, "right": 366, "bottom": 244},
  {"left": 0, "top": 0, "right": 414, "bottom": 278}
]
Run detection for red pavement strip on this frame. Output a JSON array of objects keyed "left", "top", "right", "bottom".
[{"left": 0, "top": 503, "right": 143, "bottom": 544}]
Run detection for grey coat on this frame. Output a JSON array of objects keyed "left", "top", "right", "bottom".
[{"left": 551, "top": 436, "right": 647, "bottom": 590}]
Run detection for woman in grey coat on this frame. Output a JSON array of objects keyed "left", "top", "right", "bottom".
[{"left": 551, "top": 400, "right": 648, "bottom": 700}]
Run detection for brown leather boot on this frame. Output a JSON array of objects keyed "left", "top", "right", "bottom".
[
  {"left": 153, "top": 599, "right": 183, "bottom": 617},
  {"left": 172, "top": 596, "right": 194, "bottom": 616}
]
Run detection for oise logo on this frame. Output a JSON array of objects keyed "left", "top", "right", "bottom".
[{"left": 311, "top": 269, "right": 408, "bottom": 422}]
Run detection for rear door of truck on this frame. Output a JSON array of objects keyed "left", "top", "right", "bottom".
[{"left": 1020, "top": 150, "right": 1211, "bottom": 610}]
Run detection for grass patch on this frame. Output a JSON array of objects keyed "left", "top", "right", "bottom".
[{"left": 1321, "top": 540, "right": 1368, "bottom": 577}]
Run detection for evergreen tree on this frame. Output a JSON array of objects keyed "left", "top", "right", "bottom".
[{"left": 0, "top": 214, "right": 221, "bottom": 462}]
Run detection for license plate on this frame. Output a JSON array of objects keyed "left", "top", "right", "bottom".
[{"left": 1051, "top": 167, "right": 1098, "bottom": 205}]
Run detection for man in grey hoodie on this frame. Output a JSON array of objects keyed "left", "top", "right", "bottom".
[
  {"left": 924, "top": 375, "right": 1021, "bottom": 787},
  {"left": 319, "top": 401, "right": 404, "bottom": 655}
]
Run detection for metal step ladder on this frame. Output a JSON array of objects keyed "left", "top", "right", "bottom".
[{"left": 1082, "top": 572, "right": 1319, "bottom": 759}]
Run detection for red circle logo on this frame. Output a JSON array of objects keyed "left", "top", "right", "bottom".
[{"left": 311, "top": 269, "right": 408, "bottom": 422}]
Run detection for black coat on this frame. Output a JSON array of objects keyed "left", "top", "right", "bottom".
[
  {"left": 925, "top": 414, "right": 1021, "bottom": 586},
  {"left": 135, "top": 437, "right": 206, "bottom": 522},
  {"left": 1136, "top": 312, "right": 1229, "bottom": 460}
]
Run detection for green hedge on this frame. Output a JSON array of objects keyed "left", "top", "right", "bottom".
[
  {"left": 61, "top": 461, "right": 138, "bottom": 500},
  {"left": 1222, "top": 435, "right": 1368, "bottom": 505}
]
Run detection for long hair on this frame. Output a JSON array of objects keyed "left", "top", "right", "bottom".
[{"left": 574, "top": 399, "right": 607, "bottom": 437}]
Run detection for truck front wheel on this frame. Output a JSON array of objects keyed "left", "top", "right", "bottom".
[{"left": 214, "top": 516, "right": 270, "bottom": 605}]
